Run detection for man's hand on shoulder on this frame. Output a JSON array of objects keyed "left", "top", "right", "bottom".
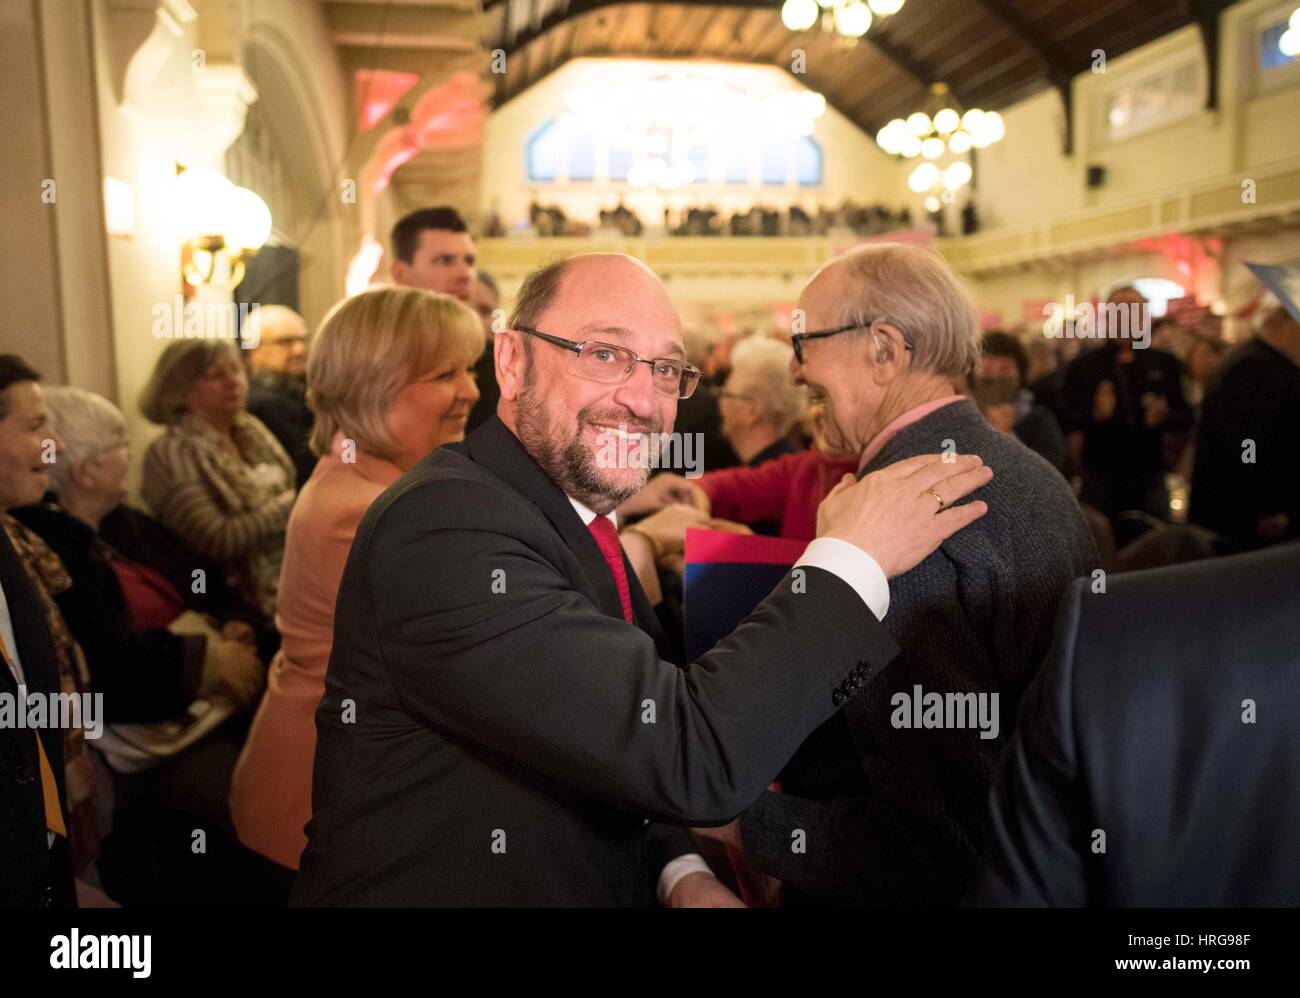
[{"left": 817, "top": 453, "right": 992, "bottom": 578}]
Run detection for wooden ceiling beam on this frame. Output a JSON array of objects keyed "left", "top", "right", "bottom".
[{"left": 968, "top": 0, "right": 1077, "bottom": 155}]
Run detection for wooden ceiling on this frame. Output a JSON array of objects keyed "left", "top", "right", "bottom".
[{"left": 484, "top": 0, "right": 1216, "bottom": 138}]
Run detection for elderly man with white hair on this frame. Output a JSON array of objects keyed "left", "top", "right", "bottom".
[{"left": 704, "top": 242, "right": 1098, "bottom": 906}]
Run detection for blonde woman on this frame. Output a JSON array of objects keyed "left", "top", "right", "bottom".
[
  {"left": 230, "top": 287, "right": 482, "bottom": 883},
  {"left": 139, "top": 340, "right": 296, "bottom": 618}
]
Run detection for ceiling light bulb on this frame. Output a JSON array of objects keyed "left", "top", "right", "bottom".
[
  {"left": 982, "top": 111, "right": 1005, "bottom": 143},
  {"left": 933, "top": 108, "right": 960, "bottom": 135},
  {"left": 782, "top": 0, "right": 819, "bottom": 31},
  {"left": 908, "top": 162, "right": 939, "bottom": 192},
  {"left": 834, "top": 2, "right": 872, "bottom": 37},
  {"left": 924, "top": 195, "right": 941, "bottom": 213},
  {"left": 921, "top": 136, "right": 945, "bottom": 159},
  {"left": 899, "top": 133, "right": 922, "bottom": 158},
  {"left": 947, "top": 130, "right": 972, "bottom": 153},
  {"left": 906, "top": 111, "right": 932, "bottom": 136},
  {"left": 961, "top": 108, "right": 985, "bottom": 133},
  {"left": 943, "top": 160, "right": 973, "bottom": 190},
  {"left": 869, "top": 0, "right": 905, "bottom": 14}
]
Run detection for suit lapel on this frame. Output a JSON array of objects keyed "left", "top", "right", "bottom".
[{"left": 462, "top": 416, "right": 628, "bottom": 623}]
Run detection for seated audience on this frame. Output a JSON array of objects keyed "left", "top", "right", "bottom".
[
  {"left": 229, "top": 287, "right": 483, "bottom": 880},
  {"left": 974, "top": 541, "right": 1300, "bottom": 905},
  {"left": 974, "top": 331, "right": 1066, "bottom": 472},
  {"left": 244, "top": 305, "right": 314, "bottom": 489},
  {"left": 705, "top": 244, "right": 1097, "bottom": 905},
  {"left": 1190, "top": 297, "right": 1300, "bottom": 549},
  {"left": 0, "top": 356, "right": 99, "bottom": 882},
  {"left": 139, "top": 339, "right": 296, "bottom": 618},
  {"left": 12, "top": 386, "right": 266, "bottom": 724}
]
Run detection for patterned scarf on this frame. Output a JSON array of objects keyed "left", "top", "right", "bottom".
[
  {"left": 1, "top": 514, "right": 100, "bottom": 875},
  {"left": 171, "top": 412, "right": 293, "bottom": 616}
]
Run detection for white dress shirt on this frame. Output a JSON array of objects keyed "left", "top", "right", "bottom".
[{"left": 569, "top": 495, "right": 891, "bottom": 903}]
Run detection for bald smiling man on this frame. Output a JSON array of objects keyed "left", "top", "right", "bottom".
[{"left": 292, "top": 254, "right": 993, "bottom": 907}]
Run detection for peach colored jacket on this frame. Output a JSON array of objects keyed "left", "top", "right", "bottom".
[{"left": 229, "top": 438, "right": 402, "bottom": 870}]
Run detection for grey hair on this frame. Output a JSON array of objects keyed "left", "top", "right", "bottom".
[
  {"left": 42, "top": 386, "right": 128, "bottom": 494},
  {"left": 727, "top": 335, "right": 807, "bottom": 435},
  {"left": 821, "top": 242, "right": 982, "bottom": 378}
]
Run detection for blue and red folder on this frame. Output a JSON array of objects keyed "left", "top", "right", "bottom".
[{"left": 683, "top": 528, "right": 808, "bottom": 661}]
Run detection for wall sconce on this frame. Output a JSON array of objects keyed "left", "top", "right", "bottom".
[{"left": 169, "top": 168, "right": 272, "bottom": 293}]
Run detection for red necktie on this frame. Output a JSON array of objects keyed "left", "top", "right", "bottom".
[{"left": 586, "top": 515, "right": 634, "bottom": 624}]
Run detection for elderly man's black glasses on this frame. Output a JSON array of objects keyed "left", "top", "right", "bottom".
[
  {"left": 516, "top": 326, "right": 701, "bottom": 399},
  {"left": 791, "top": 321, "right": 916, "bottom": 364}
]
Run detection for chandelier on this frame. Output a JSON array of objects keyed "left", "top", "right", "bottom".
[
  {"left": 875, "top": 83, "right": 1005, "bottom": 161},
  {"left": 780, "top": 0, "right": 906, "bottom": 38},
  {"left": 1281, "top": 8, "right": 1299, "bottom": 57},
  {"left": 872, "top": 83, "right": 1002, "bottom": 208}
]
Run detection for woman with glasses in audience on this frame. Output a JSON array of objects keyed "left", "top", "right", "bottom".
[
  {"left": 230, "top": 287, "right": 482, "bottom": 891},
  {"left": 139, "top": 340, "right": 296, "bottom": 618}
]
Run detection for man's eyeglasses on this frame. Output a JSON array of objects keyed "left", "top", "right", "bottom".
[
  {"left": 791, "top": 320, "right": 915, "bottom": 365},
  {"left": 516, "top": 327, "right": 701, "bottom": 399}
]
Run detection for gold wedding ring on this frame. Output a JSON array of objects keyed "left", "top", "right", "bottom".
[{"left": 926, "top": 488, "right": 945, "bottom": 512}]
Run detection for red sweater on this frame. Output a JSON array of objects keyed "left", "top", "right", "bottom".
[{"left": 698, "top": 447, "right": 860, "bottom": 541}]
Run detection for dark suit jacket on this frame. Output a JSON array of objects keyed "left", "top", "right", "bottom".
[
  {"left": 974, "top": 541, "right": 1300, "bottom": 906},
  {"left": 740, "top": 400, "right": 1097, "bottom": 905},
  {"left": 0, "top": 523, "right": 76, "bottom": 908},
  {"left": 292, "top": 416, "right": 899, "bottom": 906}
]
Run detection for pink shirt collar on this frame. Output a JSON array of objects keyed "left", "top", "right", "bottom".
[{"left": 857, "top": 395, "right": 967, "bottom": 471}]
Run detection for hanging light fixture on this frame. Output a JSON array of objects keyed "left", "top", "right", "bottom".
[
  {"left": 880, "top": 83, "right": 999, "bottom": 204},
  {"left": 877, "top": 83, "right": 1005, "bottom": 161},
  {"left": 781, "top": 0, "right": 905, "bottom": 39}
]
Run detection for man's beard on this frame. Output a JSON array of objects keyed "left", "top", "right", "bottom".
[{"left": 516, "top": 371, "right": 661, "bottom": 515}]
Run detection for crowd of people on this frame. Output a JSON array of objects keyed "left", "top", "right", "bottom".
[
  {"left": 3, "top": 204, "right": 1297, "bottom": 908},
  {"left": 483, "top": 198, "right": 916, "bottom": 240}
]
